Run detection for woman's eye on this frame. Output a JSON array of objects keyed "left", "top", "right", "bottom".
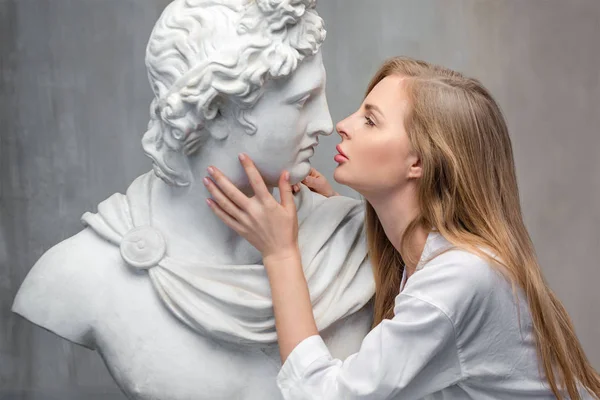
[{"left": 365, "top": 116, "right": 375, "bottom": 127}]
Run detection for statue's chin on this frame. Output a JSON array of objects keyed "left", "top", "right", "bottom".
[
  {"left": 288, "top": 161, "right": 312, "bottom": 185},
  {"left": 257, "top": 160, "right": 311, "bottom": 187}
]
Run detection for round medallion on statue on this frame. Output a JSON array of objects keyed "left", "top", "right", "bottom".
[{"left": 120, "top": 226, "right": 166, "bottom": 270}]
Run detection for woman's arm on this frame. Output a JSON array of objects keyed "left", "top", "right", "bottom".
[
  {"left": 276, "top": 294, "right": 463, "bottom": 399},
  {"left": 263, "top": 249, "right": 318, "bottom": 362}
]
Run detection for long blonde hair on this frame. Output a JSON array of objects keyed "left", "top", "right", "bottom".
[{"left": 366, "top": 57, "right": 600, "bottom": 399}]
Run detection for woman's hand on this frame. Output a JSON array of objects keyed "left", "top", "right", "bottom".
[
  {"left": 292, "top": 167, "right": 339, "bottom": 197},
  {"left": 204, "top": 153, "right": 299, "bottom": 261}
]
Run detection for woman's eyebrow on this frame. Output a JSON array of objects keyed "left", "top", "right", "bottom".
[{"left": 364, "top": 103, "right": 385, "bottom": 120}]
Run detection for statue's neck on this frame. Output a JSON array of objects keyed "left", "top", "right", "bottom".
[{"left": 149, "top": 168, "right": 273, "bottom": 266}]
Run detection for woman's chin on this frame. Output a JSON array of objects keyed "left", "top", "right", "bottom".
[{"left": 333, "top": 168, "right": 350, "bottom": 186}]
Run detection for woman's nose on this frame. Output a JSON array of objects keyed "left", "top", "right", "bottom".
[{"left": 336, "top": 117, "right": 350, "bottom": 139}]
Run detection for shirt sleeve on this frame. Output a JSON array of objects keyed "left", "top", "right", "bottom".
[{"left": 276, "top": 294, "right": 464, "bottom": 400}]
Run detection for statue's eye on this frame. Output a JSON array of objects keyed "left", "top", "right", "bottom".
[{"left": 294, "top": 94, "right": 311, "bottom": 108}]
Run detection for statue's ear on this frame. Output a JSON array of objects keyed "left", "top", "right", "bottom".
[
  {"left": 142, "top": 119, "right": 194, "bottom": 187},
  {"left": 202, "top": 99, "right": 257, "bottom": 141},
  {"left": 204, "top": 109, "right": 233, "bottom": 141}
]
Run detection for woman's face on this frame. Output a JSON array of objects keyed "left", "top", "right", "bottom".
[{"left": 333, "top": 75, "right": 421, "bottom": 196}]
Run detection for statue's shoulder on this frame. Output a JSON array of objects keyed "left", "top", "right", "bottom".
[
  {"left": 305, "top": 189, "right": 365, "bottom": 223},
  {"left": 12, "top": 227, "right": 121, "bottom": 349},
  {"left": 301, "top": 185, "right": 364, "bottom": 212}
]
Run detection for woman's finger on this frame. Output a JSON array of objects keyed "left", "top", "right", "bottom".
[
  {"left": 207, "top": 166, "right": 250, "bottom": 210},
  {"left": 278, "top": 170, "right": 296, "bottom": 211},
  {"left": 238, "top": 153, "right": 271, "bottom": 200},
  {"left": 206, "top": 198, "right": 246, "bottom": 234},
  {"left": 203, "top": 176, "right": 247, "bottom": 221}
]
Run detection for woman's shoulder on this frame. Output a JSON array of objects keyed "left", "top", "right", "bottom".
[
  {"left": 426, "top": 247, "right": 503, "bottom": 289},
  {"left": 401, "top": 245, "right": 512, "bottom": 324}
]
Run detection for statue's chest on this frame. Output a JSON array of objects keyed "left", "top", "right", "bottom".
[{"left": 93, "top": 261, "right": 283, "bottom": 400}]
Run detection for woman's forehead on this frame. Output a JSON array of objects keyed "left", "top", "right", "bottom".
[{"left": 366, "top": 75, "right": 409, "bottom": 110}]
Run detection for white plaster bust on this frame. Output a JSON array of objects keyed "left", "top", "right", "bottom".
[{"left": 12, "top": 0, "right": 375, "bottom": 398}]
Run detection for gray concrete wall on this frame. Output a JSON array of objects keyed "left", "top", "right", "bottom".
[
  {"left": 1, "top": 1, "right": 169, "bottom": 398},
  {"left": 1, "top": 0, "right": 599, "bottom": 398}
]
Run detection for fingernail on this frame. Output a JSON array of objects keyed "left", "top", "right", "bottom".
[
  {"left": 206, "top": 198, "right": 212, "bottom": 206},
  {"left": 203, "top": 177, "right": 210, "bottom": 186},
  {"left": 207, "top": 166, "right": 214, "bottom": 175},
  {"left": 284, "top": 171, "right": 290, "bottom": 181},
  {"left": 238, "top": 153, "right": 246, "bottom": 161}
]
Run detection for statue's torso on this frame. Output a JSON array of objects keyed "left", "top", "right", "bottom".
[
  {"left": 14, "top": 228, "right": 372, "bottom": 400},
  {"left": 88, "top": 236, "right": 271, "bottom": 399}
]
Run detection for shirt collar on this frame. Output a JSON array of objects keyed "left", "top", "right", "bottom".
[{"left": 416, "top": 230, "right": 452, "bottom": 271}]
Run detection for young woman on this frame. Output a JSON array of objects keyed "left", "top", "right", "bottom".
[{"left": 203, "top": 57, "right": 600, "bottom": 399}]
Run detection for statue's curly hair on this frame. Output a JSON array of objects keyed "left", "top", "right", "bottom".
[{"left": 142, "top": 0, "right": 326, "bottom": 186}]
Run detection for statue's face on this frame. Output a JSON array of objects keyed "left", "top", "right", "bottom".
[{"left": 235, "top": 51, "right": 334, "bottom": 185}]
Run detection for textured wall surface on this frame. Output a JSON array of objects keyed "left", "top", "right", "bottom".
[
  {"left": 1, "top": 1, "right": 169, "bottom": 398},
  {"left": 1, "top": 0, "right": 599, "bottom": 398}
]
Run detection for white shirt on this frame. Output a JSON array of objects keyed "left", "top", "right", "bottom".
[{"left": 277, "top": 231, "right": 591, "bottom": 399}]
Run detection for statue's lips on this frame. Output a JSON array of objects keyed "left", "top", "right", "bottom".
[
  {"left": 299, "top": 142, "right": 319, "bottom": 156},
  {"left": 301, "top": 141, "right": 319, "bottom": 151}
]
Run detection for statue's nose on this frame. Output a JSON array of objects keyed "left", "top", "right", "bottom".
[{"left": 308, "top": 96, "right": 334, "bottom": 137}]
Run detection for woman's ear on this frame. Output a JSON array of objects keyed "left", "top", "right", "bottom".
[{"left": 408, "top": 154, "right": 422, "bottom": 179}]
